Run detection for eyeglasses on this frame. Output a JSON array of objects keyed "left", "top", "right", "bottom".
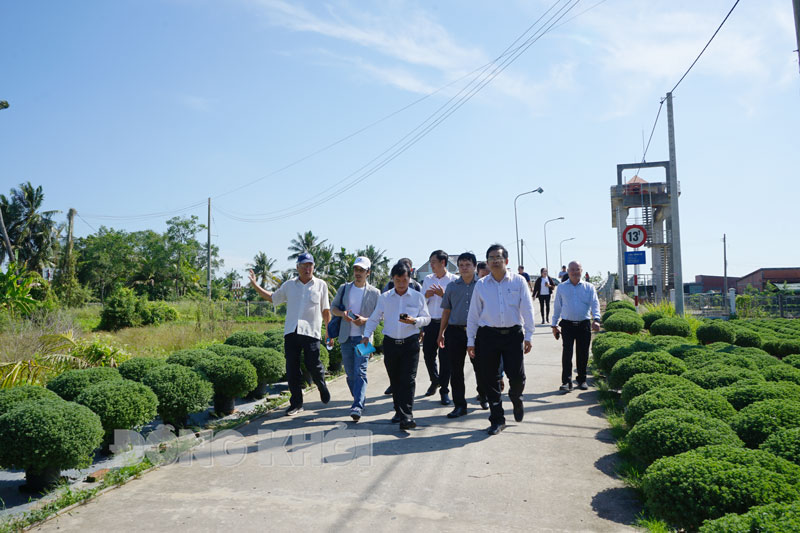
[{"left": 487, "top": 256, "right": 505, "bottom": 262}]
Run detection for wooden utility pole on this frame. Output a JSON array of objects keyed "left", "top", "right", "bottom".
[
  {"left": 0, "top": 207, "right": 13, "bottom": 262},
  {"left": 723, "top": 233, "right": 728, "bottom": 297},
  {"left": 207, "top": 198, "right": 212, "bottom": 300},
  {"left": 65, "top": 208, "right": 76, "bottom": 265},
  {"left": 666, "top": 92, "right": 685, "bottom": 316}
]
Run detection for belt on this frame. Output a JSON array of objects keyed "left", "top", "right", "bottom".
[
  {"left": 561, "top": 319, "right": 590, "bottom": 326},
  {"left": 429, "top": 318, "right": 442, "bottom": 323},
  {"left": 386, "top": 334, "right": 419, "bottom": 345},
  {"left": 449, "top": 324, "right": 467, "bottom": 330},
  {"left": 483, "top": 325, "right": 522, "bottom": 335}
]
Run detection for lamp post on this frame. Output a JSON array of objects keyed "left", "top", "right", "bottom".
[
  {"left": 514, "top": 187, "right": 544, "bottom": 267},
  {"left": 543, "top": 217, "right": 564, "bottom": 273},
  {"left": 559, "top": 237, "right": 575, "bottom": 270}
]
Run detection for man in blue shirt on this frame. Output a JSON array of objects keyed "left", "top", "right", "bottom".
[{"left": 550, "top": 261, "right": 601, "bottom": 392}]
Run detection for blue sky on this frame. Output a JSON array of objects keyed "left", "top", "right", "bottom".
[{"left": 1, "top": 0, "right": 799, "bottom": 282}]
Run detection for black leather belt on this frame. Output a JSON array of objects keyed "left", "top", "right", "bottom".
[
  {"left": 561, "top": 319, "right": 590, "bottom": 326},
  {"left": 429, "top": 318, "right": 442, "bottom": 323},
  {"left": 483, "top": 325, "right": 522, "bottom": 335},
  {"left": 387, "top": 335, "right": 419, "bottom": 345},
  {"left": 449, "top": 324, "right": 467, "bottom": 330}
]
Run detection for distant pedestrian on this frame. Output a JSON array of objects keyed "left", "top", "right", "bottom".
[
  {"left": 363, "top": 262, "right": 431, "bottom": 431},
  {"left": 517, "top": 265, "right": 532, "bottom": 292},
  {"left": 558, "top": 265, "right": 568, "bottom": 282},
  {"left": 248, "top": 252, "right": 331, "bottom": 416},
  {"left": 422, "top": 250, "right": 458, "bottom": 405},
  {"left": 476, "top": 261, "right": 489, "bottom": 278},
  {"left": 584, "top": 272, "right": 591, "bottom": 283},
  {"left": 467, "top": 244, "right": 535, "bottom": 436},
  {"left": 532, "top": 267, "right": 556, "bottom": 324},
  {"left": 330, "top": 256, "right": 380, "bottom": 422},
  {"left": 551, "top": 261, "right": 601, "bottom": 392}
]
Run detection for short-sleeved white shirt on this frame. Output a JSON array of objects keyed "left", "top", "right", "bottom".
[{"left": 272, "top": 277, "right": 330, "bottom": 339}]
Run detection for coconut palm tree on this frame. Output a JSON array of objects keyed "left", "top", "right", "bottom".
[
  {"left": 357, "top": 244, "right": 390, "bottom": 286},
  {"left": 249, "top": 252, "right": 278, "bottom": 289},
  {"left": 287, "top": 230, "right": 327, "bottom": 261},
  {"left": 0, "top": 182, "right": 61, "bottom": 271}
]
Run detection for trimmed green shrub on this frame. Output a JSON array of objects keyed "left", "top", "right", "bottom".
[
  {"left": 696, "top": 321, "right": 736, "bottom": 345},
  {"left": 327, "top": 341, "right": 342, "bottom": 371},
  {"left": 608, "top": 351, "right": 686, "bottom": 389},
  {"left": 668, "top": 343, "right": 711, "bottom": 359},
  {"left": 0, "top": 385, "right": 60, "bottom": 416},
  {"left": 76, "top": 379, "right": 158, "bottom": 443},
  {"left": 699, "top": 501, "right": 800, "bottom": 533},
  {"left": 684, "top": 352, "right": 759, "bottom": 372},
  {"left": 196, "top": 356, "right": 258, "bottom": 400},
  {"left": 647, "top": 335, "right": 688, "bottom": 350},
  {"left": 626, "top": 408, "right": 743, "bottom": 465},
  {"left": 625, "top": 386, "right": 736, "bottom": 426},
  {"left": 763, "top": 339, "right": 783, "bottom": 357},
  {"left": 0, "top": 398, "right": 103, "bottom": 478},
  {"left": 591, "top": 332, "right": 637, "bottom": 359},
  {"left": 761, "top": 428, "right": 800, "bottom": 466},
  {"left": 234, "top": 347, "right": 284, "bottom": 385},
  {"left": 708, "top": 341, "right": 734, "bottom": 351},
  {"left": 642, "top": 309, "right": 667, "bottom": 330},
  {"left": 599, "top": 340, "right": 658, "bottom": 375},
  {"left": 606, "top": 300, "right": 636, "bottom": 312},
  {"left": 206, "top": 343, "right": 240, "bottom": 357},
  {"left": 682, "top": 364, "right": 764, "bottom": 389},
  {"left": 650, "top": 317, "right": 691, "bottom": 338},
  {"left": 262, "top": 329, "right": 284, "bottom": 351},
  {"left": 642, "top": 445, "right": 800, "bottom": 530},
  {"left": 719, "top": 344, "right": 770, "bottom": 356},
  {"left": 601, "top": 307, "right": 626, "bottom": 323},
  {"left": 620, "top": 373, "right": 701, "bottom": 406},
  {"left": 779, "top": 341, "right": 800, "bottom": 358},
  {"left": 784, "top": 354, "right": 800, "bottom": 369},
  {"left": 139, "top": 301, "right": 178, "bottom": 325},
  {"left": 98, "top": 287, "right": 140, "bottom": 331},
  {"left": 373, "top": 323, "right": 384, "bottom": 351},
  {"left": 46, "top": 367, "right": 123, "bottom": 401},
  {"left": 603, "top": 311, "right": 644, "bottom": 334},
  {"left": 118, "top": 357, "right": 167, "bottom": 383},
  {"left": 166, "top": 348, "right": 218, "bottom": 368},
  {"left": 225, "top": 330, "right": 267, "bottom": 348},
  {"left": 732, "top": 329, "right": 762, "bottom": 348},
  {"left": 142, "top": 364, "right": 213, "bottom": 427},
  {"left": 717, "top": 380, "right": 800, "bottom": 410},
  {"left": 732, "top": 399, "right": 800, "bottom": 447},
  {"left": 762, "top": 364, "right": 800, "bottom": 385}
]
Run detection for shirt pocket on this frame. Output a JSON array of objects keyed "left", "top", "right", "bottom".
[
  {"left": 506, "top": 288, "right": 521, "bottom": 305},
  {"left": 404, "top": 303, "right": 421, "bottom": 317},
  {"left": 309, "top": 290, "right": 321, "bottom": 304}
]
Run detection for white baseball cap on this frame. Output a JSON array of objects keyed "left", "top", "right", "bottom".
[{"left": 353, "top": 256, "right": 371, "bottom": 270}]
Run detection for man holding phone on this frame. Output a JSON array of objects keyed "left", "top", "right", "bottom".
[{"left": 331, "top": 257, "right": 381, "bottom": 421}]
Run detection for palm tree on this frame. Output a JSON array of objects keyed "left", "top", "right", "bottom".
[
  {"left": 0, "top": 182, "right": 61, "bottom": 271},
  {"left": 249, "top": 252, "right": 277, "bottom": 289},
  {"left": 357, "top": 244, "right": 390, "bottom": 285},
  {"left": 287, "top": 230, "right": 327, "bottom": 261}
]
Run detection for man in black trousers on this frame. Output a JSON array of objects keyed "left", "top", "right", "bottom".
[
  {"left": 421, "top": 250, "right": 457, "bottom": 405},
  {"left": 551, "top": 261, "right": 601, "bottom": 392},
  {"left": 467, "top": 244, "right": 536, "bottom": 435}
]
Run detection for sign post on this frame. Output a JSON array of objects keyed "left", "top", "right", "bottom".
[{"left": 623, "top": 225, "right": 647, "bottom": 307}]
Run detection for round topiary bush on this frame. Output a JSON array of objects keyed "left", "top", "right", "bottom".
[
  {"left": 142, "top": 364, "right": 213, "bottom": 427},
  {"left": 625, "top": 385, "right": 736, "bottom": 427},
  {"left": 591, "top": 332, "right": 634, "bottom": 360},
  {"left": 620, "top": 373, "right": 701, "bottom": 406},
  {"left": 762, "top": 364, "right": 800, "bottom": 385},
  {"left": 118, "top": 357, "right": 167, "bottom": 383},
  {"left": 224, "top": 330, "right": 268, "bottom": 348},
  {"left": 642, "top": 309, "right": 667, "bottom": 330},
  {"left": 699, "top": 501, "right": 800, "bottom": 533},
  {"left": 683, "top": 352, "right": 760, "bottom": 372},
  {"left": 647, "top": 335, "right": 688, "bottom": 350},
  {"left": 649, "top": 317, "right": 691, "bottom": 338},
  {"left": 732, "top": 329, "right": 762, "bottom": 348},
  {"left": 625, "top": 408, "right": 743, "bottom": 465},
  {"left": 46, "top": 367, "right": 123, "bottom": 401},
  {"left": 603, "top": 311, "right": 644, "bottom": 334},
  {"left": 599, "top": 340, "right": 658, "bottom": 375},
  {"left": 0, "top": 398, "right": 104, "bottom": 490},
  {"left": 608, "top": 351, "right": 687, "bottom": 389},
  {"left": 668, "top": 343, "right": 711, "bottom": 359},
  {"left": 784, "top": 354, "right": 800, "bottom": 369},
  {"left": 708, "top": 341, "right": 734, "bottom": 351},
  {"left": 601, "top": 307, "right": 627, "bottom": 323},
  {"left": 196, "top": 356, "right": 258, "bottom": 415},
  {"left": 606, "top": 300, "right": 636, "bottom": 312},
  {"left": 762, "top": 339, "right": 783, "bottom": 356},
  {"left": 716, "top": 380, "right": 800, "bottom": 410},
  {"left": 642, "top": 445, "right": 800, "bottom": 530},
  {"left": 232, "top": 347, "right": 284, "bottom": 399},
  {"left": 75, "top": 379, "right": 159, "bottom": 444},
  {"left": 166, "top": 348, "right": 218, "bottom": 368},
  {"left": 732, "top": 399, "right": 800, "bottom": 447},
  {"left": 262, "top": 329, "right": 284, "bottom": 351},
  {"left": 0, "top": 385, "right": 61, "bottom": 416},
  {"left": 696, "top": 321, "right": 736, "bottom": 345},
  {"left": 682, "top": 364, "right": 765, "bottom": 390},
  {"left": 372, "top": 323, "right": 384, "bottom": 352},
  {"left": 98, "top": 287, "right": 140, "bottom": 331},
  {"left": 779, "top": 341, "right": 800, "bottom": 358},
  {"left": 205, "top": 343, "right": 240, "bottom": 357}
]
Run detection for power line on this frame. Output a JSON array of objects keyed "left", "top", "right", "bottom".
[
  {"left": 76, "top": 213, "right": 97, "bottom": 233},
  {"left": 81, "top": 200, "right": 206, "bottom": 222}
]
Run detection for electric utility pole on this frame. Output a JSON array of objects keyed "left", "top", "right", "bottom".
[
  {"left": 793, "top": 0, "right": 800, "bottom": 74},
  {"left": 666, "top": 92, "right": 685, "bottom": 316},
  {"left": 207, "top": 198, "right": 212, "bottom": 300},
  {"left": 723, "top": 233, "right": 728, "bottom": 297}
]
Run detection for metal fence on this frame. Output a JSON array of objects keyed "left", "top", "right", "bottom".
[
  {"left": 735, "top": 294, "right": 800, "bottom": 319},
  {"left": 684, "top": 293, "right": 729, "bottom": 318}
]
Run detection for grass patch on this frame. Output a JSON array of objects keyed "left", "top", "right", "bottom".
[{"left": 635, "top": 514, "right": 675, "bottom": 533}]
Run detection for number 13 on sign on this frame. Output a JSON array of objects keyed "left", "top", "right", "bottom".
[{"left": 623, "top": 225, "right": 647, "bottom": 248}]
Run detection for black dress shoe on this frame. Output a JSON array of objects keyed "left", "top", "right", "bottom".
[
  {"left": 424, "top": 383, "right": 439, "bottom": 396},
  {"left": 391, "top": 413, "right": 402, "bottom": 423},
  {"left": 479, "top": 397, "right": 489, "bottom": 410},
  {"left": 446, "top": 406, "right": 467, "bottom": 418},
  {"left": 512, "top": 397, "right": 524, "bottom": 422},
  {"left": 440, "top": 392, "right": 451, "bottom": 406},
  {"left": 319, "top": 383, "right": 331, "bottom": 404},
  {"left": 487, "top": 423, "right": 506, "bottom": 435},
  {"left": 286, "top": 405, "right": 303, "bottom": 416},
  {"left": 384, "top": 385, "right": 393, "bottom": 395},
  {"left": 399, "top": 419, "right": 417, "bottom": 430}
]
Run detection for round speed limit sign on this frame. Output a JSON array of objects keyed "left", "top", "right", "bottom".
[{"left": 623, "top": 225, "right": 647, "bottom": 248}]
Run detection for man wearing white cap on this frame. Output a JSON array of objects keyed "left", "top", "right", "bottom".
[
  {"left": 248, "top": 252, "right": 331, "bottom": 416},
  {"left": 330, "top": 256, "right": 381, "bottom": 421}
]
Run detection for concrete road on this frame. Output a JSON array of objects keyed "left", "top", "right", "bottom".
[{"left": 35, "top": 326, "right": 640, "bottom": 532}]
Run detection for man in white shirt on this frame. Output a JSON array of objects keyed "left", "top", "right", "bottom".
[
  {"left": 551, "top": 261, "right": 601, "bottom": 392},
  {"left": 421, "top": 250, "right": 458, "bottom": 405},
  {"left": 330, "top": 257, "right": 380, "bottom": 422},
  {"left": 467, "top": 244, "right": 535, "bottom": 436},
  {"left": 248, "top": 252, "right": 331, "bottom": 416},
  {"left": 363, "top": 262, "right": 431, "bottom": 431}
]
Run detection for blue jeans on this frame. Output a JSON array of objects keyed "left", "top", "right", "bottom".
[{"left": 341, "top": 336, "right": 369, "bottom": 411}]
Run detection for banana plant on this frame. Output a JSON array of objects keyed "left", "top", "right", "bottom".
[{"left": 0, "top": 262, "right": 36, "bottom": 317}]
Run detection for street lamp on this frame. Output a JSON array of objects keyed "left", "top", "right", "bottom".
[
  {"left": 543, "top": 217, "right": 564, "bottom": 273},
  {"left": 559, "top": 237, "right": 575, "bottom": 270},
  {"left": 514, "top": 187, "right": 544, "bottom": 267}
]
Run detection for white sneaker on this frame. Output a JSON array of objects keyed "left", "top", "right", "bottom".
[{"left": 559, "top": 382, "right": 573, "bottom": 392}]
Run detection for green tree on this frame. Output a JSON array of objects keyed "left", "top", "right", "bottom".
[
  {"left": 0, "top": 182, "right": 61, "bottom": 272},
  {"left": 287, "top": 230, "right": 327, "bottom": 261},
  {"left": 165, "top": 216, "right": 206, "bottom": 298},
  {"left": 75, "top": 227, "right": 137, "bottom": 301},
  {"left": 329, "top": 247, "right": 356, "bottom": 291},
  {"left": 249, "top": 252, "right": 278, "bottom": 289}
]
